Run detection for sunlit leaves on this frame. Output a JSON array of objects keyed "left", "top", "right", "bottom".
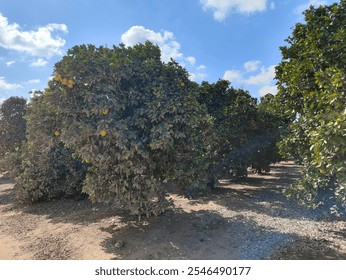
[{"left": 276, "top": 1, "right": 346, "bottom": 212}]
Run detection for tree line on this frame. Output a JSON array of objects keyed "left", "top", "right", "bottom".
[{"left": 1, "top": 1, "right": 345, "bottom": 216}]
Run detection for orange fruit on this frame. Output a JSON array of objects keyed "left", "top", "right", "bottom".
[
  {"left": 101, "top": 108, "right": 109, "bottom": 115},
  {"left": 67, "top": 80, "right": 74, "bottom": 88}
]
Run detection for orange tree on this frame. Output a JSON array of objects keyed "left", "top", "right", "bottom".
[
  {"left": 40, "top": 42, "right": 211, "bottom": 216},
  {"left": 275, "top": 1, "right": 346, "bottom": 211},
  {"left": 0, "top": 97, "right": 27, "bottom": 175},
  {"left": 197, "top": 80, "right": 257, "bottom": 179},
  {"left": 14, "top": 91, "right": 86, "bottom": 203},
  {"left": 197, "top": 81, "right": 283, "bottom": 183}
]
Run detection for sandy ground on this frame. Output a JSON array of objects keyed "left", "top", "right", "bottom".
[{"left": 0, "top": 161, "right": 345, "bottom": 260}]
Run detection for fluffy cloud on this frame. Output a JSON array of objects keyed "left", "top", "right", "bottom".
[
  {"left": 0, "top": 13, "right": 68, "bottom": 58},
  {"left": 0, "top": 77, "right": 22, "bottom": 90},
  {"left": 243, "top": 60, "right": 261, "bottom": 72},
  {"left": 30, "top": 58, "right": 48, "bottom": 67},
  {"left": 121, "top": 25, "right": 183, "bottom": 62},
  {"left": 259, "top": 85, "right": 277, "bottom": 97},
  {"left": 190, "top": 64, "right": 207, "bottom": 82},
  {"left": 294, "top": 0, "right": 327, "bottom": 14},
  {"left": 246, "top": 65, "right": 276, "bottom": 85},
  {"left": 223, "top": 62, "right": 277, "bottom": 97},
  {"left": 197, "top": 64, "right": 207, "bottom": 71},
  {"left": 186, "top": 56, "right": 196, "bottom": 65},
  {"left": 121, "top": 26, "right": 207, "bottom": 82},
  {"left": 223, "top": 70, "right": 242, "bottom": 83},
  {"left": 190, "top": 72, "right": 208, "bottom": 82},
  {"left": 200, "top": 0, "right": 271, "bottom": 21}
]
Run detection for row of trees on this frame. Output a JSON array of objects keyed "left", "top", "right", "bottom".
[
  {"left": 1, "top": 1, "right": 344, "bottom": 216},
  {"left": 0, "top": 43, "right": 283, "bottom": 217}
]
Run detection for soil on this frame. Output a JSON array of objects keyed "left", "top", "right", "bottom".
[{"left": 0, "top": 161, "right": 345, "bottom": 260}]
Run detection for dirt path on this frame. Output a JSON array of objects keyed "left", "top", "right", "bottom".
[{"left": 0, "top": 162, "right": 345, "bottom": 260}]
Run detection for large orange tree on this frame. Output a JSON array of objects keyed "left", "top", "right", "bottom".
[{"left": 16, "top": 42, "right": 211, "bottom": 216}]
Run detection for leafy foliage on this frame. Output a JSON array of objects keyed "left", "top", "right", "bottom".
[
  {"left": 14, "top": 92, "right": 86, "bottom": 203},
  {"left": 197, "top": 81, "right": 283, "bottom": 181},
  {"left": 30, "top": 42, "right": 210, "bottom": 216},
  {"left": 0, "top": 97, "right": 27, "bottom": 175},
  {"left": 275, "top": 1, "right": 346, "bottom": 211}
]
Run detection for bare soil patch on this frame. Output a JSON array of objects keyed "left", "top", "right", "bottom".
[{"left": 0, "top": 162, "right": 345, "bottom": 260}]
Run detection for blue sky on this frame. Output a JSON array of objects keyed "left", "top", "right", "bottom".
[{"left": 0, "top": 0, "right": 338, "bottom": 103}]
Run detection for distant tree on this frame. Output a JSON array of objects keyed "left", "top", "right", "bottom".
[
  {"left": 0, "top": 97, "right": 27, "bottom": 175},
  {"left": 197, "top": 81, "right": 283, "bottom": 181},
  {"left": 275, "top": 1, "right": 346, "bottom": 211},
  {"left": 251, "top": 94, "right": 288, "bottom": 173}
]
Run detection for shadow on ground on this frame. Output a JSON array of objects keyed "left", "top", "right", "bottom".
[
  {"left": 99, "top": 209, "right": 298, "bottom": 260},
  {"left": 99, "top": 208, "right": 346, "bottom": 260},
  {"left": 270, "top": 236, "right": 346, "bottom": 260},
  {"left": 189, "top": 161, "right": 341, "bottom": 221},
  {"left": 1, "top": 162, "right": 345, "bottom": 260}
]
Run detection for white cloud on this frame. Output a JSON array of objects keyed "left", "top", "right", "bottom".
[
  {"left": 259, "top": 85, "right": 277, "bottom": 97},
  {"left": 27, "top": 79, "right": 41, "bottom": 84},
  {"left": 0, "top": 13, "right": 67, "bottom": 58},
  {"left": 121, "top": 26, "right": 208, "bottom": 82},
  {"left": 223, "top": 62, "right": 277, "bottom": 97},
  {"left": 0, "top": 77, "right": 23, "bottom": 90},
  {"left": 223, "top": 70, "right": 243, "bottom": 83},
  {"left": 200, "top": 0, "right": 270, "bottom": 21},
  {"left": 6, "top": 60, "right": 15, "bottom": 66},
  {"left": 30, "top": 58, "right": 48, "bottom": 67},
  {"left": 294, "top": 0, "right": 327, "bottom": 14},
  {"left": 243, "top": 60, "right": 261, "bottom": 72},
  {"left": 186, "top": 56, "right": 196, "bottom": 65},
  {"left": 190, "top": 72, "right": 208, "bottom": 82},
  {"left": 191, "top": 64, "right": 207, "bottom": 82},
  {"left": 121, "top": 25, "right": 183, "bottom": 62},
  {"left": 246, "top": 65, "right": 276, "bottom": 85}
]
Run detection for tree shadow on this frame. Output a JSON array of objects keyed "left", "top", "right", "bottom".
[
  {"left": 187, "top": 162, "right": 340, "bottom": 221},
  {"left": 17, "top": 197, "right": 134, "bottom": 225},
  {"left": 99, "top": 209, "right": 298, "bottom": 260},
  {"left": 270, "top": 236, "right": 346, "bottom": 260},
  {"left": 1, "top": 162, "right": 345, "bottom": 260},
  {"left": 0, "top": 175, "right": 14, "bottom": 185},
  {"left": 0, "top": 177, "right": 133, "bottom": 226},
  {"left": 0, "top": 176, "right": 16, "bottom": 206},
  {"left": 99, "top": 208, "right": 346, "bottom": 260},
  {"left": 0, "top": 188, "right": 14, "bottom": 206}
]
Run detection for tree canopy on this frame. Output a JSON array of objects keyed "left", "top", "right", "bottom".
[
  {"left": 275, "top": 0, "right": 346, "bottom": 212},
  {"left": 0, "top": 97, "right": 27, "bottom": 175},
  {"left": 14, "top": 42, "right": 211, "bottom": 216},
  {"left": 197, "top": 81, "right": 283, "bottom": 180},
  {"left": 0, "top": 97, "right": 27, "bottom": 157}
]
